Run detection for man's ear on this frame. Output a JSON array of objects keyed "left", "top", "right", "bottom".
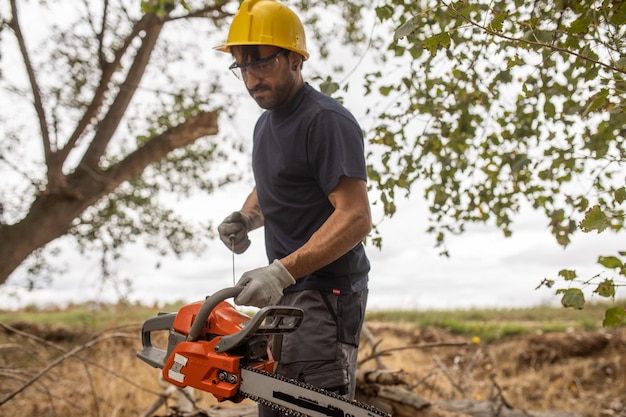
[{"left": 290, "top": 53, "right": 303, "bottom": 70}]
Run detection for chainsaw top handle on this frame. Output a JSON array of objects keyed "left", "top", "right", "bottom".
[{"left": 187, "top": 286, "right": 244, "bottom": 342}]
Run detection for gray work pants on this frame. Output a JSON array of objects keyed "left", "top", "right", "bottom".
[{"left": 258, "top": 287, "right": 368, "bottom": 417}]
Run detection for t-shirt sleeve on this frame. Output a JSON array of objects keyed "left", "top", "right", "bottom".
[{"left": 306, "top": 109, "right": 367, "bottom": 196}]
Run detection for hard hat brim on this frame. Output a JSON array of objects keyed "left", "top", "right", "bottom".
[{"left": 214, "top": 42, "right": 309, "bottom": 61}]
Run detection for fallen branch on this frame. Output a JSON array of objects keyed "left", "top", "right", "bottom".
[
  {"left": 0, "top": 322, "right": 162, "bottom": 396},
  {"left": 357, "top": 369, "right": 410, "bottom": 386},
  {"left": 0, "top": 332, "right": 135, "bottom": 406},
  {"left": 140, "top": 385, "right": 177, "bottom": 417},
  {"left": 361, "top": 323, "right": 387, "bottom": 369},
  {"left": 359, "top": 341, "right": 472, "bottom": 367},
  {"left": 434, "top": 355, "right": 466, "bottom": 397}
]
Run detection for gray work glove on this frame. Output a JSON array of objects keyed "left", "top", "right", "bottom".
[
  {"left": 235, "top": 260, "right": 296, "bottom": 308},
  {"left": 218, "top": 211, "right": 252, "bottom": 254}
]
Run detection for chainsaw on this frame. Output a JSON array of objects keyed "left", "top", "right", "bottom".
[{"left": 137, "top": 286, "right": 389, "bottom": 417}]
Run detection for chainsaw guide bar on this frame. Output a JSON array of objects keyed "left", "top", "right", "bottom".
[{"left": 239, "top": 366, "right": 389, "bottom": 417}]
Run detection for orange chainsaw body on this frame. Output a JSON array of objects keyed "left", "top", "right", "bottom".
[
  {"left": 137, "top": 287, "right": 303, "bottom": 403},
  {"left": 162, "top": 301, "right": 274, "bottom": 402},
  {"left": 172, "top": 300, "right": 251, "bottom": 338}
]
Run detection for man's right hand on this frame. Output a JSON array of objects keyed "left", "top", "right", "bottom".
[{"left": 218, "top": 211, "right": 252, "bottom": 254}]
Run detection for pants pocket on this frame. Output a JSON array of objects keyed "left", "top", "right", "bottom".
[
  {"left": 337, "top": 288, "right": 368, "bottom": 346},
  {"left": 296, "top": 360, "right": 349, "bottom": 394}
]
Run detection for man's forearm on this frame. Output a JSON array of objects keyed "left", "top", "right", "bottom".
[
  {"left": 280, "top": 177, "right": 371, "bottom": 279},
  {"left": 280, "top": 205, "right": 370, "bottom": 279},
  {"left": 241, "top": 187, "right": 264, "bottom": 230}
]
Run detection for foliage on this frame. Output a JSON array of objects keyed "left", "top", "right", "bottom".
[
  {"left": 358, "top": 0, "right": 625, "bottom": 323},
  {"left": 366, "top": 0, "right": 624, "bottom": 251},
  {"left": 537, "top": 187, "right": 626, "bottom": 326}
]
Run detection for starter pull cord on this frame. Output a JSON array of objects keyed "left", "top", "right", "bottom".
[{"left": 229, "top": 234, "right": 236, "bottom": 286}]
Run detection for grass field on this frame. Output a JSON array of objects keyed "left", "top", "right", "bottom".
[{"left": 0, "top": 298, "right": 618, "bottom": 342}]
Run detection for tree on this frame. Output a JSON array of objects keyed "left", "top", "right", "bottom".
[
  {"left": 360, "top": 0, "right": 625, "bottom": 323},
  {"left": 0, "top": 0, "right": 231, "bottom": 286},
  {"left": 0, "top": 0, "right": 372, "bottom": 288}
]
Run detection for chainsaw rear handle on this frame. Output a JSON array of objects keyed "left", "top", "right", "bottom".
[{"left": 137, "top": 312, "right": 177, "bottom": 369}]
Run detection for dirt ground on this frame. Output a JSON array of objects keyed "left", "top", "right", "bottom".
[
  {"left": 359, "top": 322, "right": 626, "bottom": 417},
  {"left": 0, "top": 320, "right": 624, "bottom": 417}
]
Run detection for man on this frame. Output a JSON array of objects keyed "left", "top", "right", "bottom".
[{"left": 215, "top": 0, "right": 371, "bottom": 412}]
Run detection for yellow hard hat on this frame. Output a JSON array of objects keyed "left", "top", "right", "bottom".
[{"left": 215, "top": 0, "right": 309, "bottom": 60}]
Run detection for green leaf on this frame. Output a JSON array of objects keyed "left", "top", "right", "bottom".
[
  {"left": 521, "top": 82, "right": 532, "bottom": 98},
  {"left": 544, "top": 100, "right": 556, "bottom": 118},
  {"left": 141, "top": 0, "right": 176, "bottom": 17},
  {"left": 598, "top": 256, "right": 623, "bottom": 269},
  {"left": 379, "top": 86, "right": 393, "bottom": 97},
  {"left": 140, "top": 0, "right": 151, "bottom": 13},
  {"left": 615, "top": 187, "right": 626, "bottom": 204},
  {"left": 506, "top": 54, "right": 524, "bottom": 69},
  {"left": 319, "top": 77, "right": 340, "bottom": 96},
  {"left": 609, "top": 2, "right": 626, "bottom": 25},
  {"left": 603, "top": 307, "right": 625, "bottom": 327},
  {"left": 394, "top": 15, "right": 420, "bottom": 42},
  {"left": 560, "top": 288, "right": 585, "bottom": 309},
  {"left": 558, "top": 269, "right": 577, "bottom": 281},
  {"left": 375, "top": 5, "right": 394, "bottom": 22},
  {"left": 423, "top": 32, "right": 451, "bottom": 56},
  {"left": 567, "top": 16, "right": 591, "bottom": 34},
  {"left": 489, "top": 12, "right": 507, "bottom": 32},
  {"left": 583, "top": 89, "right": 610, "bottom": 116},
  {"left": 579, "top": 205, "right": 609, "bottom": 233},
  {"left": 537, "top": 278, "right": 555, "bottom": 289},
  {"left": 593, "top": 278, "right": 615, "bottom": 298}
]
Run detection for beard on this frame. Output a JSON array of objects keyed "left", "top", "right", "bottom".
[{"left": 248, "top": 68, "right": 299, "bottom": 110}]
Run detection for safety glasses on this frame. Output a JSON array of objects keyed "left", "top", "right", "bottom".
[{"left": 229, "top": 50, "right": 287, "bottom": 80}]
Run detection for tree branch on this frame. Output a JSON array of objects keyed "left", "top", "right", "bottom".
[
  {"left": 78, "top": 13, "right": 164, "bottom": 170},
  {"left": 8, "top": 0, "right": 55, "bottom": 181},
  {"left": 103, "top": 111, "right": 220, "bottom": 190},
  {"left": 167, "top": 4, "right": 232, "bottom": 21}
]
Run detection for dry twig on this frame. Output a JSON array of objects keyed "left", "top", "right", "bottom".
[
  {"left": 359, "top": 341, "right": 472, "bottom": 367},
  {"left": 0, "top": 332, "right": 135, "bottom": 406}
]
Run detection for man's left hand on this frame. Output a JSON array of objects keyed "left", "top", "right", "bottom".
[{"left": 235, "top": 260, "right": 296, "bottom": 308}]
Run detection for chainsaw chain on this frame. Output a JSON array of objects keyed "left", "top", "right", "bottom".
[{"left": 239, "top": 366, "right": 389, "bottom": 417}]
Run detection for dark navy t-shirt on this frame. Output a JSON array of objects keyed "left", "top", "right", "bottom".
[{"left": 252, "top": 83, "right": 370, "bottom": 293}]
